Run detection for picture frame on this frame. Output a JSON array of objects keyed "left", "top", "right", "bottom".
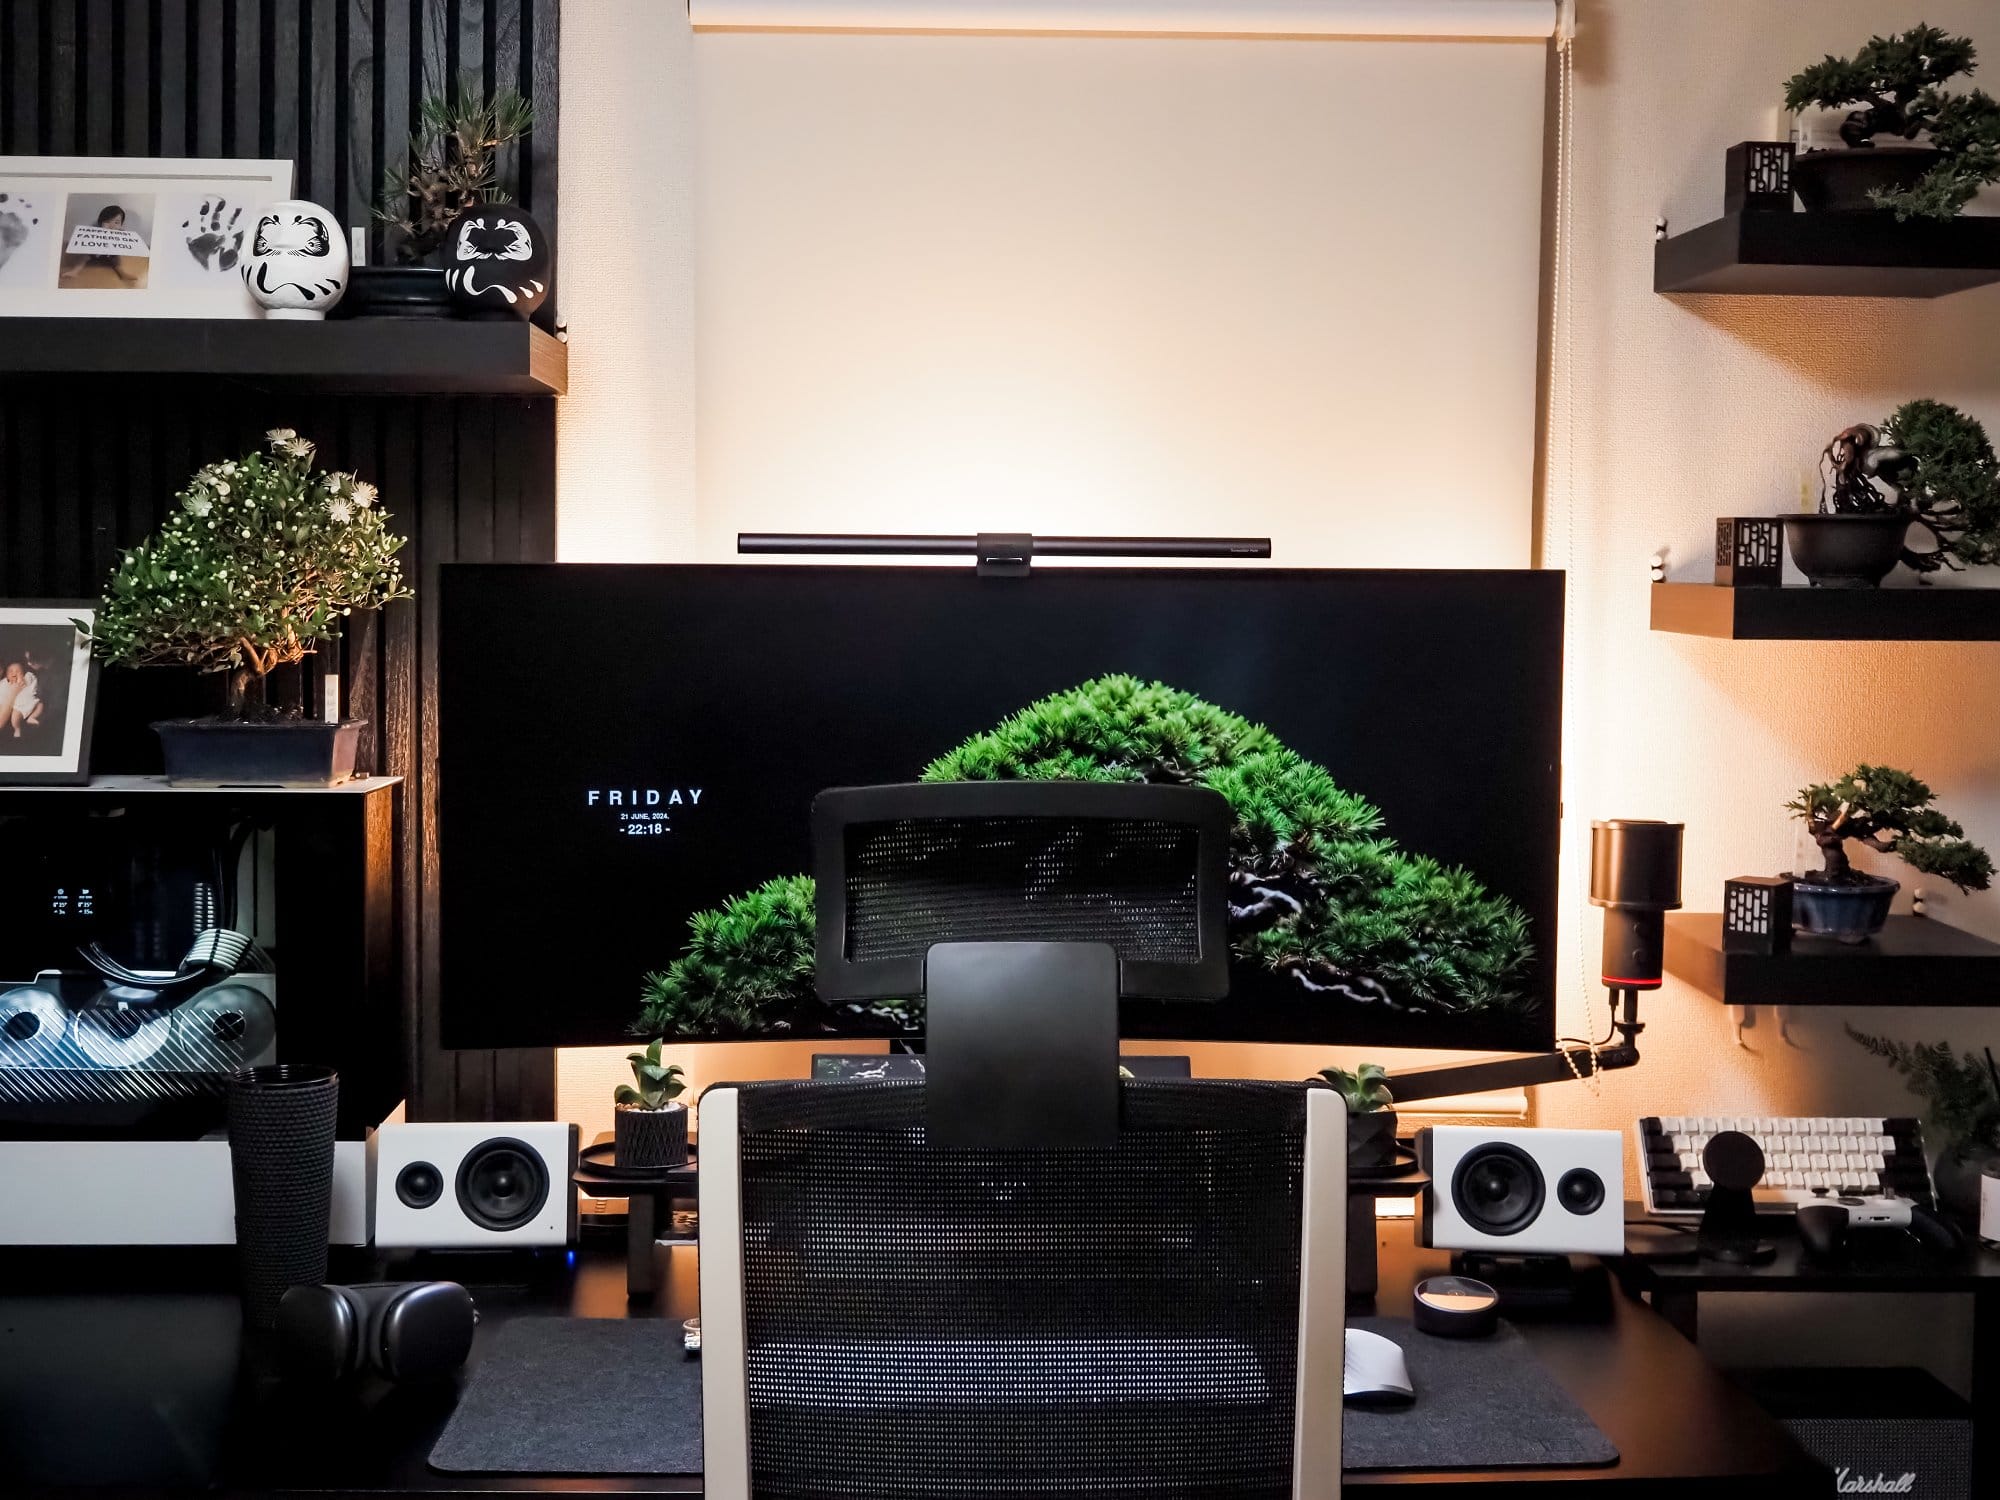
[
  {"left": 0, "top": 602, "right": 101, "bottom": 785},
  {"left": 0, "top": 156, "right": 294, "bottom": 319}
]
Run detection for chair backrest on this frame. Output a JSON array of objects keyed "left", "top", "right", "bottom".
[
  {"left": 700, "top": 1078, "right": 1346, "bottom": 1500},
  {"left": 811, "top": 781, "right": 1234, "bottom": 1005}
]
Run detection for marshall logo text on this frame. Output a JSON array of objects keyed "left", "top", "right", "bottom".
[{"left": 1835, "top": 1470, "right": 1916, "bottom": 1495}]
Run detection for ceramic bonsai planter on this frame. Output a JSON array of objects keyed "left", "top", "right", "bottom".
[
  {"left": 1782, "top": 513, "right": 1910, "bottom": 588},
  {"left": 1792, "top": 873, "right": 1899, "bottom": 943},
  {"left": 335, "top": 265, "right": 451, "bottom": 319},
  {"left": 614, "top": 1102, "right": 689, "bottom": 1169},
  {"left": 1790, "top": 146, "right": 1940, "bottom": 212},
  {"left": 153, "top": 718, "right": 366, "bottom": 787}
]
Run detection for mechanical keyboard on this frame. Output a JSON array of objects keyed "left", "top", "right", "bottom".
[{"left": 1637, "top": 1114, "right": 1934, "bottom": 1215}]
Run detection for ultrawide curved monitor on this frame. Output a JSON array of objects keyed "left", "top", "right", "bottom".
[{"left": 438, "top": 565, "right": 1562, "bottom": 1053}]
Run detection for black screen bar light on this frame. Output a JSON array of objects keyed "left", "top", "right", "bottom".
[{"left": 738, "top": 532, "right": 1272, "bottom": 575}]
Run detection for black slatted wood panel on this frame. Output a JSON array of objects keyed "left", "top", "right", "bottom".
[{"left": 0, "top": 0, "right": 561, "bottom": 1124}]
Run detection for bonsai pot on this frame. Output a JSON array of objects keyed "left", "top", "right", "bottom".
[
  {"left": 1792, "top": 872, "right": 1899, "bottom": 943},
  {"left": 1347, "top": 1109, "right": 1399, "bottom": 1170},
  {"left": 334, "top": 265, "right": 451, "bottom": 319},
  {"left": 615, "top": 1102, "right": 688, "bottom": 1170},
  {"left": 153, "top": 718, "right": 366, "bottom": 788},
  {"left": 1782, "top": 512, "right": 1910, "bottom": 589},
  {"left": 1790, "top": 146, "right": 1941, "bottom": 212}
]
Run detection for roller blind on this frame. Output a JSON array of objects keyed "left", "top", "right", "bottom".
[{"left": 692, "top": 2, "right": 1554, "bottom": 564}]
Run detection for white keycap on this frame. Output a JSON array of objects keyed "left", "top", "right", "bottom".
[
  {"left": 1810, "top": 1153, "right": 1831, "bottom": 1171},
  {"left": 1661, "top": 1116, "right": 1684, "bottom": 1133},
  {"left": 1700, "top": 1117, "right": 1722, "bottom": 1134}
]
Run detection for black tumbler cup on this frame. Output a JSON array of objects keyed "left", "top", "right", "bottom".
[{"left": 227, "top": 1064, "right": 339, "bottom": 1333}]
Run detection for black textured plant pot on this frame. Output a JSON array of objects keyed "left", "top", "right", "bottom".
[
  {"left": 615, "top": 1103, "right": 689, "bottom": 1169},
  {"left": 1782, "top": 513, "right": 1910, "bottom": 589},
  {"left": 153, "top": 718, "right": 366, "bottom": 787},
  {"left": 334, "top": 265, "right": 452, "bottom": 319},
  {"left": 1790, "top": 147, "right": 1941, "bottom": 212},
  {"left": 1347, "top": 1109, "right": 1399, "bottom": 1169},
  {"left": 227, "top": 1064, "right": 338, "bottom": 1334},
  {"left": 1792, "top": 873, "right": 1899, "bottom": 944}
]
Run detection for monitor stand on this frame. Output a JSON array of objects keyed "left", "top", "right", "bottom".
[{"left": 922, "top": 940, "right": 1120, "bottom": 1150}]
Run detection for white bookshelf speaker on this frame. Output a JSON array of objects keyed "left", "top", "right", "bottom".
[
  {"left": 1417, "top": 1125, "right": 1624, "bottom": 1256},
  {"left": 368, "top": 1122, "right": 579, "bottom": 1248}
]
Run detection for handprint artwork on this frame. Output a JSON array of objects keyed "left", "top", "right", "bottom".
[
  {"left": 0, "top": 191, "right": 41, "bottom": 281},
  {"left": 241, "top": 199, "right": 348, "bottom": 319},
  {"left": 182, "top": 198, "right": 245, "bottom": 273}
]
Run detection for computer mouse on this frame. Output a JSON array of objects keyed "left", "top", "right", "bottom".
[
  {"left": 1795, "top": 1202, "right": 1848, "bottom": 1260},
  {"left": 1343, "top": 1328, "right": 1416, "bottom": 1408}
]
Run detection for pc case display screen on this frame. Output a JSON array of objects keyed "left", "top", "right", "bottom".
[{"left": 438, "top": 566, "right": 1563, "bottom": 1053}]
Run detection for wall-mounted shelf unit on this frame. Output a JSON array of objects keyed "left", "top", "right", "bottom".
[
  {"left": 1654, "top": 212, "right": 2000, "bottom": 298},
  {"left": 1651, "top": 582, "right": 2000, "bottom": 640},
  {"left": 0, "top": 318, "right": 567, "bottom": 396},
  {"left": 1664, "top": 912, "right": 2000, "bottom": 1006}
]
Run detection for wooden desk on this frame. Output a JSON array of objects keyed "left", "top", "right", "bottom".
[{"left": 0, "top": 1223, "right": 1827, "bottom": 1496}]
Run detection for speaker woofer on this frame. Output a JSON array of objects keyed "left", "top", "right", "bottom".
[
  {"left": 1450, "top": 1143, "right": 1545, "bottom": 1237},
  {"left": 453, "top": 1138, "right": 550, "bottom": 1231}
]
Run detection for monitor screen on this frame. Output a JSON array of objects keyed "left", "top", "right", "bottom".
[{"left": 438, "top": 565, "right": 1562, "bottom": 1053}]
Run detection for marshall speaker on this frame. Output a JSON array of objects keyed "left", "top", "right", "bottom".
[{"left": 1738, "top": 1366, "right": 1969, "bottom": 1500}]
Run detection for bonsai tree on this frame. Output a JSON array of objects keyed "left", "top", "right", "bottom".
[
  {"left": 1885, "top": 399, "right": 2000, "bottom": 574},
  {"left": 85, "top": 430, "right": 412, "bottom": 717},
  {"left": 616, "top": 1038, "right": 687, "bottom": 1112},
  {"left": 1787, "top": 764, "right": 1993, "bottom": 891},
  {"left": 638, "top": 677, "right": 1531, "bottom": 1039},
  {"left": 377, "top": 82, "right": 534, "bottom": 263},
  {"left": 1784, "top": 24, "right": 2000, "bottom": 219},
  {"left": 1318, "top": 1063, "right": 1394, "bottom": 1113}
]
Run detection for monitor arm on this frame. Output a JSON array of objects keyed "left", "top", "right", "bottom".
[{"left": 1382, "top": 985, "right": 1646, "bottom": 1104}]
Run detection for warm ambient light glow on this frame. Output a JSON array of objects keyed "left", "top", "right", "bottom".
[{"left": 687, "top": 0, "right": 1559, "bottom": 40}]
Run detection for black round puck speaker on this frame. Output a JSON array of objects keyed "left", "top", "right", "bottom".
[
  {"left": 455, "top": 1137, "right": 550, "bottom": 1231},
  {"left": 1557, "top": 1166, "right": 1606, "bottom": 1216},
  {"left": 395, "top": 1160, "right": 444, "bottom": 1210},
  {"left": 1701, "top": 1130, "right": 1766, "bottom": 1191},
  {"left": 1413, "top": 1275, "right": 1501, "bottom": 1338}
]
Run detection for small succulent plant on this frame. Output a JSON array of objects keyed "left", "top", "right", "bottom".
[
  {"left": 615, "top": 1037, "right": 687, "bottom": 1111},
  {"left": 1318, "top": 1063, "right": 1394, "bottom": 1113}
]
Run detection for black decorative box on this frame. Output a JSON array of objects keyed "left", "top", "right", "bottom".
[
  {"left": 1725, "top": 140, "right": 1795, "bottom": 215},
  {"left": 1723, "top": 876, "right": 1793, "bottom": 954},
  {"left": 1715, "top": 517, "right": 1784, "bottom": 587}
]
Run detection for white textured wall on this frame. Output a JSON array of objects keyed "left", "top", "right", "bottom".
[
  {"left": 555, "top": 0, "right": 699, "bottom": 559},
  {"left": 1537, "top": 0, "right": 2000, "bottom": 1144},
  {"left": 1532, "top": 0, "right": 2000, "bottom": 1393}
]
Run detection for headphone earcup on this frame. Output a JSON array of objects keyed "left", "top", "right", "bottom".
[
  {"left": 275, "top": 1284, "right": 365, "bottom": 1382},
  {"left": 369, "top": 1281, "right": 477, "bottom": 1383}
]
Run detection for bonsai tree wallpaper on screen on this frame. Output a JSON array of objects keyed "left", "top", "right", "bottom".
[{"left": 437, "top": 566, "right": 1563, "bottom": 1054}]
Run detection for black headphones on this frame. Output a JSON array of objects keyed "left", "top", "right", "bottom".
[{"left": 276, "top": 1281, "right": 478, "bottom": 1384}]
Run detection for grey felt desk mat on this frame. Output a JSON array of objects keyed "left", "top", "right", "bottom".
[
  {"left": 429, "top": 1314, "right": 1616, "bottom": 1476},
  {"left": 429, "top": 1318, "right": 702, "bottom": 1475},
  {"left": 1344, "top": 1316, "right": 1619, "bottom": 1471}
]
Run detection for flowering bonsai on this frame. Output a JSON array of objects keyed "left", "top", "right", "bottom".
[
  {"left": 86, "top": 429, "right": 411, "bottom": 719},
  {"left": 1784, "top": 24, "right": 2000, "bottom": 218},
  {"left": 1786, "top": 765, "right": 1991, "bottom": 940}
]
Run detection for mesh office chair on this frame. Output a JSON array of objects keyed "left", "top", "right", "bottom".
[{"left": 701, "top": 782, "right": 1346, "bottom": 1500}]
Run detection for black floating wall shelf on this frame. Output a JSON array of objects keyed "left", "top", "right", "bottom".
[
  {"left": 0, "top": 318, "right": 568, "bottom": 397},
  {"left": 1651, "top": 583, "right": 2000, "bottom": 641},
  {"left": 1654, "top": 212, "right": 2000, "bottom": 298},
  {"left": 1664, "top": 913, "right": 2000, "bottom": 1006}
]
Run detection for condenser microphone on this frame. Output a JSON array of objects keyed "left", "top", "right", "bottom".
[{"left": 1589, "top": 819, "right": 1684, "bottom": 989}]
